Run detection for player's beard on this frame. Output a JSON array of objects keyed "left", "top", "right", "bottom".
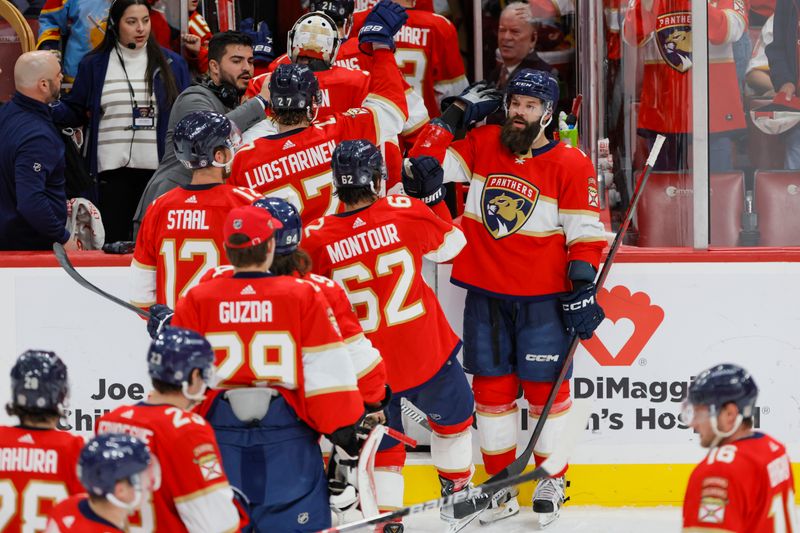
[{"left": 500, "top": 115, "right": 541, "bottom": 154}]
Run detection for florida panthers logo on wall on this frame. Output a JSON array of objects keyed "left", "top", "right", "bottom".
[
  {"left": 481, "top": 174, "right": 539, "bottom": 239},
  {"left": 656, "top": 12, "right": 692, "bottom": 73}
]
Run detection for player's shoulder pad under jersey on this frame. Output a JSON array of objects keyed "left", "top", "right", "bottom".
[{"left": 199, "top": 265, "right": 235, "bottom": 284}]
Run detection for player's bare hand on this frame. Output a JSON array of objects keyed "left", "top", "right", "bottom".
[
  {"left": 365, "top": 410, "right": 387, "bottom": 427},
  {"left": 779, "top": 83, "right": 796, "bottom": 101},
  {"left": 258, "top": 73, "right": 271, "bottom": 100},
  {"left": 63, "top": 235, "right": 81, "bottom": 251},
  {"left": 182, "top": 33, "right": 201, "bottom": 55}
]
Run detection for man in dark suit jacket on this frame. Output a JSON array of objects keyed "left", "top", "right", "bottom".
[{"left": 486, "top": 2, "right": 557, "bottom": 124}]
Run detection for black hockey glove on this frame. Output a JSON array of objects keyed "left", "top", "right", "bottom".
[
  {"left": 402, "top": 156, "right": 445, "bottom": 206},
  {"left": 328, "top": 416, "right": 368, "bottom": 461},
  {"left": 441, "top": 81, "right": 503, "bottom": 128},
  {"left": 102, "top": 241, "right": 135, "bottom": 254},
  {"left": 358, "top": 0, "right": 408, "bottom": 53},
  {"left": 147, "top": 304, "right": 174, "bottom": 339},
  {"left": 560, "top": 283, "right": 604, "bottom": 340}
]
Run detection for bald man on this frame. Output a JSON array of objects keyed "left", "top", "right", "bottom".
[{"left": 0, "top": 51, "right": 77, "bottom": 250}]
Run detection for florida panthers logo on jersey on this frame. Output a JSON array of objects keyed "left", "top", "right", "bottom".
[
  {"left": 656, "top": 12, "right": 692, "bottom": 73},
  {"left": 481, "top": 174, "right": 539, "bottom": 239}
]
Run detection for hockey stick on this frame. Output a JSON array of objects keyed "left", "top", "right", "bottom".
[
  {"left": 400, "top": 398, "right": 433, "bottom": 433},
  {"left": 319, "top": 399, "right": 591, "bottom": 533},
  {"left": 478, "top": 135, "right": 666, "bottom": 491},
  {"left": 52, "top": 242, "right": 151, "bottom": 319}
]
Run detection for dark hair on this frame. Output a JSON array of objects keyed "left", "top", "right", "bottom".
[
  {"left": 224, "top": 234, "right": 270, "bottom": 267},
  {"left": 271, "top": 249, "right": 313, "bottom": 276},
  {"left": 95, "top": 0, "right": 180, "bottom": 104},
  {"left": 5, "top": 403, "right": 59, "bottom": 425},
  {"left": 273, "top": 108, "right": 310, "bottom": 127},
  {"left": 151, "top": 378, "right": 181, "bottom": 394},
  {"left": 208, "top": 31, "right": 254, "bottom": 64}
]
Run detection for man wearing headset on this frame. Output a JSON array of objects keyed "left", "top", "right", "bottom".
[{"left": 133, "top": 31, "right": 271, "bottom": 239}]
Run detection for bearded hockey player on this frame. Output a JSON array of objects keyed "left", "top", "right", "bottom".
[{"left": 411, "top": 70, "right": 607, "bottom": 527}]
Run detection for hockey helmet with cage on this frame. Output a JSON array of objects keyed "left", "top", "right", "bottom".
[
  {"left": 506, "top": 68, "right": 559, "bottom": 118},
  {"left": 9, "top": 350, "right": 68, "bottom": 414},
  {"left": 252, "top": 197, "right": 302, "bottom": 255},
  {"left": 288, "top": 11, "right": 341, "bottom": 70},
  {"left": 269, "top": 63, "right": 321, "bottom": 116},
  {"left": 173, "top": 111, "right": 241, "bottom": 170},
  {"left": 78, "top": 434, "right": 157, "bottom": 507},
  {"left": 148, "top": 326, "right": 215, "bottom": 401},
  {"left": 309, "top": 0, "right": 355, "bottom": 29},
  {"left": 685, "top": 363, "right": 758, "bottom": 419},
  {"left": 331, "top": 139, "right": 386, "bottom": 190}
]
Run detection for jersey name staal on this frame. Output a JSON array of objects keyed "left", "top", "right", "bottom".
[
  {"left": 166, "top": 209, "right": 210, "bottom": 230},
  {"left": 243, "top": 140, "right": 337, "bottom": 188},
  {"left": 325, "top": 224, "right": 400, "bottom": 264},
  {"left": 219, "top": 300, "right": 274, "bottom": 323},
  {"left": 0, "top": 447, "right": 58, "bottom": 473}
]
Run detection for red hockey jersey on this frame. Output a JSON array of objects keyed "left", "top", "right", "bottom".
[
  {"left": 420, "top": 124, "right": 607, "bottom": 298},
  {"left": 229, "top": 49, "right": 407, "bottom": 224},
  {"left": 682, "top": 433, "right": 797, "bottom": 532},
  {"left": 0, "top": 426, "right": 84, "bottom": 532},
  {"left": 198, "top": 265, "right": 388, "bottom": 404},
  {"left": 352, "top": 8, "right": 468, "bottom": 118},
  {"left": 130, "top": 183, "right": 262, "bottom": 309},
  {"left": 622, "top": 0, "right": 747, "bottom": 134},
  {"left": 302, "top": 195, "right": 466, "bottom": 392},
  {"left": 46, "top": 495, "right": 124, "bottom": 532},
  {"left": 171, "top": 273, "right": 364, "bottom": 434},
  {"left": 96, "top": 403, "right": 240, "bottom": 533},
  {"left": 245, "top": 62, "right": 371, "bottom": 120}
]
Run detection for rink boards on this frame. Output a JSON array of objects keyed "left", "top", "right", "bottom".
[{"left": 1, "top": 249, "right": 800, "bottom": 506}]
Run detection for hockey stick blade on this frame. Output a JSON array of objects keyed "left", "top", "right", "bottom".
[
  {"left": 53, "top": 242, "right": 151, "bottom": 319},
  {"left": 478, "top": 134, "right": 666, "bottom": 487},
  {"left": 321, "top": 400, "right": 591, "bottom": 533}
]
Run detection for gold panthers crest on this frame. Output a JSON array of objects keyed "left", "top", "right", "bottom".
[{"left": 481, "top": 174, "right": 539, "bottom": 239}]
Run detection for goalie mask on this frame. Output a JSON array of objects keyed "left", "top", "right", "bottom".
[{"left": 288, "top": 12, "right": 341, "bottom": 71}]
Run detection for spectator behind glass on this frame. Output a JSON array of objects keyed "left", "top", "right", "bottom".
[
  {"left": 746, "top": 15, "right": 774, "bottom": 97},
  {"left": 623, "top": 0, "right": 747, "bottom": 172},
  {"left": 0, "top": 52, "right": 79, "bottom": 251},
  {"left": 485, "top": 2, "right": 557, "bottom": 126},
  {"left": 53, "top": 0, "right": 189, "bottom": 243},
  {"left": 36, "top": 0, "right": 110, "bottom": 83},
  {"left": 132, "top": 31, "right": 271, "bottom": 239},
  {"left": 148, "top": 0, "right": 211, "bottom": 74},
  {"left": 765, "top": 0, "right": 800, "bottom": 169}
]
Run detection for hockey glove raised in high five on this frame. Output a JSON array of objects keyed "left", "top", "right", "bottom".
[
  {"left": 402, "top": 156, "right": 445, "bottom": 206},
  {"left": 147, "top": 304, "right": 174, "bottom": 339},
  {"left": 441, "top": 81, "right": 504, "bottom": 128},
  {"left": 560, "top": 283, "right": 604, "bottom": 340},
  {"left": 358, "top": 0, "right": 408, "bottom": 54},
  {"left": 239, "top": 18, "right": 274, "bottom": 64}
]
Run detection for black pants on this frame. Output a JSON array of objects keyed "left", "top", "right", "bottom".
[{"left": 98, "top": 167, "right": 154, "bottom": 243}]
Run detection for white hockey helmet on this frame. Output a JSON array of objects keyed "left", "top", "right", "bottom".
[
  {"left": 287, "top": 12, "right": 341, "bottom": 70},
  {"left": 751, "top": 95, "right": 800, "bottom": 135}
]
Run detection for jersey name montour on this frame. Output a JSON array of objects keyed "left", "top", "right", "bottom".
[
  {"left": 325, "top": 224, "right": 401, "bottom": 264},
  {"left": 242, "top": 140, "right": 336, "bottom": 189},
  {"left": 0, "top": 447, "right": 58, "bottom": 473}
]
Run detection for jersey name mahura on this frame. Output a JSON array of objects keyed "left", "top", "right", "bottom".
[
  {"left": 326, "top": 224, "right": 400, "bottom": 264},
  {"left": 0, "top": 447, "right": 58, "bottom": 473},
  {"left": 96, "top": 420, "right": 154, "bottom": 443},
  {"left": 167, "top": 209, "right": 210, "bottom": 230},
  {"left": 219, "top": 300, "right": 274, "bottom": 324},
  {"left": 244, "top": 140, "right": 336, "bottom": 188}
]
